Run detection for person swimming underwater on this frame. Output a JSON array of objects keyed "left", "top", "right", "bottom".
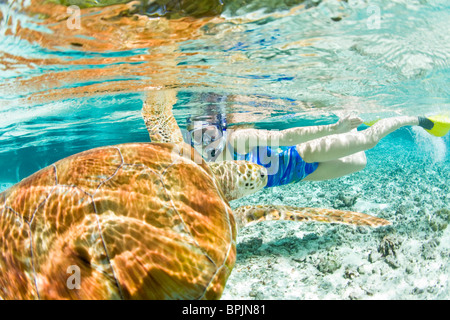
[{"left": 185, "top": 111, "right": 450, "bottom": 188}]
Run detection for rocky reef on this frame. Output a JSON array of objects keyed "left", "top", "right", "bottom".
[{"left": 223, "top": 128, "right": 449, "bottom": 299}]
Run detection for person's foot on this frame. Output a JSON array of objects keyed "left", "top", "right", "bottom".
[
  {"left": 418, "top": 116, "right": 434, "bottom": 130},
  {"left": 335, "top": 115, "right": 364, "bottom": 134}
]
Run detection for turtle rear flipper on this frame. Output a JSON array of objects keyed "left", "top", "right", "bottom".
[
  {"left": 142, "top": 89, "right": 184, "bottom": 143},
  {"left": 233, "top": 205, "right": 391, "bottom": 230}
]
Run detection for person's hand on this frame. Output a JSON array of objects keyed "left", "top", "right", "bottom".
[{"left": 335, "top": 115, "right": 363, "bottom": 133}]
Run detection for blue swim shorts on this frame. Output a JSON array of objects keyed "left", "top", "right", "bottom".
[{"left": 234, "top": 146, "right": 319, "bottom": 188}]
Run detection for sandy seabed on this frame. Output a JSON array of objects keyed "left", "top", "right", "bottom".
[{"left": 222, "top": 128, "right": 450, "bottom": 300}]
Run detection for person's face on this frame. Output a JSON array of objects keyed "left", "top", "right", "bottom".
[{"left": 190, "top": 125, "right": 225, "bottom": 161}]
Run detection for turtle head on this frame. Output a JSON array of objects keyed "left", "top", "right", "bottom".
[{"left": 208, "top": 161, "right": 268, "bottom": 201}]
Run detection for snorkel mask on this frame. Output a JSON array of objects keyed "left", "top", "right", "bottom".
[{"left": 185, "top": 113, "right": 227, "bottom": 161}]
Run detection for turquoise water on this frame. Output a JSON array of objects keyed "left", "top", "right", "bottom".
[
  {"left": 1, "top": 0, "right": 449, "bottom": 189},
  {"left": 0, "top": 0, "right": 449, "bottom": 299}
]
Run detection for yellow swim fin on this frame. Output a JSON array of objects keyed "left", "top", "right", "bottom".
[
  {"left": 364, "top": 115, "right": 450, "bottom": 137},
  {"left": 423, "top": 114, "right": 450, "bottom": 137},
  {"left": 363, "top": 118, "right": 381, "bottom": 127}
]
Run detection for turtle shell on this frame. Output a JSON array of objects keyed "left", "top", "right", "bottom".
[{"left": 0, "top": 142, "right": 236, "bottom": 300}]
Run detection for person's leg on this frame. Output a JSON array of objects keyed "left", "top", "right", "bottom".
[
  {"left": 296, "top": 116, "right": 419, "bottom": 163},
  {"left": 303, "top": 152, "right": 367, "bottom": 181}
]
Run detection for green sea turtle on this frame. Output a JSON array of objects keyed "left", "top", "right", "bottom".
[{"left": 0, "top": 98, "right": 390, "bottom": 300}]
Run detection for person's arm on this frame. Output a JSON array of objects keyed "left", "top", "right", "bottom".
[{"left": 228, "top": 115, "right": 363, "bottom": 153}]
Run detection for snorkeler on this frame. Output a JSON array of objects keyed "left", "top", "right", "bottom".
[
  {"left": 185, "top": 111, "right": 450, "bottom": 188},
  {"left": 142, "top": 90, "right": 449, "bottom": 189}
]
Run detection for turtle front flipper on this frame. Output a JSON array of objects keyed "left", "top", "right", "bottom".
[
  {"left": 233, "top": 205, "right": 391, "bottom": 230},
  {"left": 142, "top": 89, "right": 184, "bottom": 143}
]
